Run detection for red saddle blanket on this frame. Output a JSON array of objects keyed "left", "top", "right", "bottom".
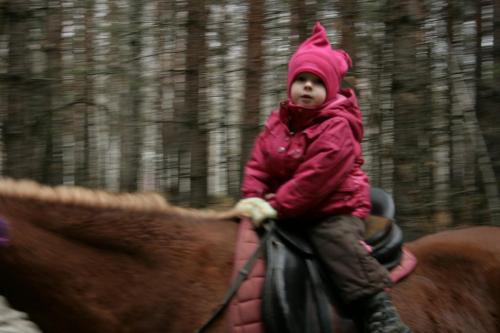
[{"left": 227, "top": 219, "right": 417, "bottom": 333}]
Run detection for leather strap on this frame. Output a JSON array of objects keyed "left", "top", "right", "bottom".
[{"left": 306, "top": 259, "right": 334, "bottom": 333}]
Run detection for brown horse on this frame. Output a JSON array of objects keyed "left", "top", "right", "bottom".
[{"left": 0, "top": 178, "right": 499, "bottom": 333}]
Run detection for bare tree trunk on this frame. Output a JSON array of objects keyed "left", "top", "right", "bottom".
[
  {"left": 446, "top": 0, "right": 500, "bottom": 224},
  {"left": 241, "top": 0, "right": 265, "bottom": 171},
  {"left": 474, "top": 0, "right": 500, "bottom": 221},
  {"left": 361, "top": 16, "right": 394, "bottom": 191},
  {"left": 217, "top": 5, "right": 240, "bottom": 200},
  {"left": 415, "top": 2, "right": 434, "bottom": 229},
  {"left": 3, "top": 1, "right": 33, "bottom": 179},
  {"left": 206, "top": 2, "right": 232, "bottom": 199},
  {"left": 119, "top": 1, "right": 143, "bottom": 192},
  {"left": 337, "top": 0, "right": 358, "bottom": 65},
  {"left": 471, "top": 0, "right": 500, "bottom": 223},
  {"left": 73, "top": 1, "right": 86, "bottom": 186},
  {"left": 289, "top": 0, "right": 309, "bottom": 48},
  {"left": 156, "top": 0, "right": 171, "bottom": 194},
  {"left": 491, "top": 0, "right": 500, "bottom": 186},
  {"left": 186, "top": 0, "right": 209, "bottom": 207},
  {"left": 387, "top": 1, "right": 427, "bottom": 229},
  {"left": 446, "top": 1, "right": 473, "bottom": 224},
  {"left": 167, "top": 2, "right": 188, "bottom": 203},
  {"left": 379, "top": 42, "right": 395, "bottom": 193},
  {"left": 495, "top": 0, "right": 500, "bottom": 96},
  {"left": 424, "top": 1, "right": 453, "bottom": 229},
  {"left": 450, "top": 55, "right": 500, "bottom": 224},
  {"left": 42, "top": 0, "right": 63, "bottom": 185},
  {"left": 446, "top": 0, "right": 457, "bottom": 215},
  {"left": 73, "top": 0, "right": 96, "bottom": 188},
  {"left": 84, "top": 0, "right": 97, "bottom": 187},
  {"left": 105, "top": 0, "right": 126, "bottom": 191},
  {"left": 475, "top": 0, "right": 484, "bottom": 118}
]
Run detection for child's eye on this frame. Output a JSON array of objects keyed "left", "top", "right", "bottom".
[
  {"left": 296, "top": 76, "right": 306, "bottom": 82},
  {"left": 313, "top": 79, "right": 324, "bottom": 85}
]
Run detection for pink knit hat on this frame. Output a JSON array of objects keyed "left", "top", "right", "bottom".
[{"left": 287, "top": 22, "right": 352, "bottom": 104}]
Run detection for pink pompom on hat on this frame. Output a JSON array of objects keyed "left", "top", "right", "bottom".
[{"left": 287, "top": 22, "right": 352, "bottom": 104}]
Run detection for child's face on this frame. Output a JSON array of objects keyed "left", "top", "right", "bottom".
[{"left": 290, "top": 72, "right": 326, "bottom": 107}]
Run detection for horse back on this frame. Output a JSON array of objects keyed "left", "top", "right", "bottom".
[{"left": 393, "top": 226, "right": 500, "bottom": 333}]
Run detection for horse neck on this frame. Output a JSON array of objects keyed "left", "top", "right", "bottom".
[
  {"left": 0, "top": 210, "right": 239, "bottom": 332},
  {"left": 0, "top": 209, "right": 239, "bottom": 280}
]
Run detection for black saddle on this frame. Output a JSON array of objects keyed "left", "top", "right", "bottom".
[{"left": 262, "top": 188, "right": 404, "bottom": 333}]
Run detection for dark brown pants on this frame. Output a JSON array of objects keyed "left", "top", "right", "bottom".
[{"left": 307, "top": 215, "right": 390, "bottom": 304}]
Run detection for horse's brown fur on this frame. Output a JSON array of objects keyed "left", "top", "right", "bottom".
[
  {"left": 393, "top": 227, "right": 500, "bottom": 333},
  {"left": 0, "top": 178, "right": 499, "bottom": 333},
  {"left": 0, "top": 178, "right": 239, "bottom": 333}
]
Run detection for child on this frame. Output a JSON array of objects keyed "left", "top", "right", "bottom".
[{"left": 235, "top": 22, "right": 411, "bottom": 333}]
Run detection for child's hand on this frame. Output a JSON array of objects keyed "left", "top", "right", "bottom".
[{"left": 234, "top": 197, "right": 277, "bottom": 228}]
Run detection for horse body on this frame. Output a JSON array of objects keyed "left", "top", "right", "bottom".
[
  {"left": 0, "top": 179, "right": 499, "bottom": 333},
  {"left": 392, "top": 227, "right": 500, "bottom": 333}
]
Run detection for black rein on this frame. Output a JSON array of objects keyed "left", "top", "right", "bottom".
[{"left": 195, "top": 222, "right": 275, "bottom": 333}]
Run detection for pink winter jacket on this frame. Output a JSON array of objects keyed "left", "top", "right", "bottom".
[{"left": 241, "top": 88, "right": 371, "bottom": 220}]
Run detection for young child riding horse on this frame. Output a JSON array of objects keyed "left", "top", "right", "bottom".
[{"left": 235, "top": 22, "right": 411, "bottom": 333}]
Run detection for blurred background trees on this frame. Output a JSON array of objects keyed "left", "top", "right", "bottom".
[{"left": 0, "top": 0, "right": 499, "bottom": 237}]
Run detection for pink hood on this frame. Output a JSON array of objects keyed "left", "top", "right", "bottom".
[{"left": 287, "top": 22, "right": 352, "bottom": 105}]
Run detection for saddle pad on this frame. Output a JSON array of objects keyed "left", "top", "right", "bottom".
[
  {"left": 228, "top": 220, "right": 417, "bottom": 333},
  {"left": 228, "top": 219, "right": 266, "bottom": 333}
]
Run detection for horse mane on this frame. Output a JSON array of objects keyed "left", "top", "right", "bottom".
[{"left": 0, "top": 177, "right": 240, "bottom": 221}]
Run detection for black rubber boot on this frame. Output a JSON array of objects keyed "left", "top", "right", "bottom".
[{"left": 361, "top": 291, "right": 411, "bottom": 333}]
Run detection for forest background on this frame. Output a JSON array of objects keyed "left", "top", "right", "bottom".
[{"left": 1, "top": 0, "right": 499, "bottom": 239}]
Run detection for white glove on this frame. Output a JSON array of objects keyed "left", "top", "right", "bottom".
[{"left": 234, "top": 197, "right": 277, "bottom": 228}]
